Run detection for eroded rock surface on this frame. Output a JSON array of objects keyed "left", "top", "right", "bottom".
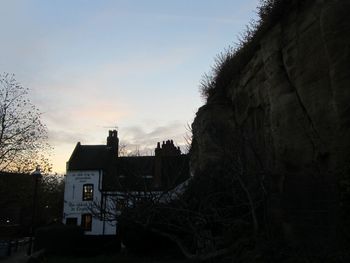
[{"left": 191, "top": 0, "right": 350, "bottom": 248}]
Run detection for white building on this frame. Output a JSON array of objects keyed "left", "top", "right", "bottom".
[
  {"left": 63, "top": 170, "right": 116, "bottom": 235},
  {"left": 62, "top": 130, "right": 189, "bottom": 236}
]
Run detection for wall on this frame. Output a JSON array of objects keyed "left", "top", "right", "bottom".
[{"left": 63, "top": 170, "right": 116, "bottom": 235}]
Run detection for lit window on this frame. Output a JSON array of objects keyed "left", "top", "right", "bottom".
[
  {"left": 81, "top": 214, "right": 92, "bottom": 231},
  {"left": 83, "top": 184, "right": 93, "bottom": 201}
]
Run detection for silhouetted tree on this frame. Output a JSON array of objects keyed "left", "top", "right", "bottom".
[
  {"left": 88, "top": 149, "right": 265, "bottom": 261},
  {"left": 38, "top": 174, "right": 65, "bottom": 224},
  {"left": 0, "top": 172, "right": 64, "bottom": 235},
  {"left": 0, "top": 73, "right": 51, "bottom": 173}
]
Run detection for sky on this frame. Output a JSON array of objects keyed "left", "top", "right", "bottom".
[{"left": 0, "top": 0, "right": 259, "bottom": 173}]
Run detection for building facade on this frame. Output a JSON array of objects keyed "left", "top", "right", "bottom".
[{"left": 62, "top": 130, "right": 189, "bottom": 235}]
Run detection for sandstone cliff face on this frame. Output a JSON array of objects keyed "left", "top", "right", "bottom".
[{"left": 191, "top": 0, "right": 350, "bottom": 247}]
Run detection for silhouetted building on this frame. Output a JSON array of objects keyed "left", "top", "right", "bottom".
[
  {"left": 0, "top": 172, "right": 36, "bottom": 237},
  {"left": 63, "top": 130, "right": 189, "bottom": 235}
]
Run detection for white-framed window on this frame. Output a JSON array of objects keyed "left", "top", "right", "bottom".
[{"left": 82, "top": 184, "right": 94, "bottom": 201}]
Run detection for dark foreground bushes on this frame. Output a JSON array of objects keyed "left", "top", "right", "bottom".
[
  {"left": 119, "top": 220, "right": 182, "bottom": 258},
  {"left": 35, "top": 224, "right": 84, "bottom": 254},
  {"left": 34, "top": 224, "right": 120, "bottom": 256}
]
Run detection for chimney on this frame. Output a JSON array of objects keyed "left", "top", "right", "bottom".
[
  {"left": 155, "top": 142, "right": 161, "bottom": 156},
  {"left": 107, "top": 130, "right": 119, "bottom": 156},
  {"left": 154, "top": 139, "right": 182, "bottom": 188}
]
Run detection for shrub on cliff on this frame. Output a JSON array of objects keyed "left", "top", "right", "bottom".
[{"left": 200, "top": 0, "right": 311, "bottom": 101}]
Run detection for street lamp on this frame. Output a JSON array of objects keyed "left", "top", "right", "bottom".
[{"left": 27, "top": 166, "right": 42, "bottom": 256}]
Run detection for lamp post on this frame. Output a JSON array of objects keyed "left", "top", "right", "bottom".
[{"left": 27, "top": 166, "right": 42, "bottom": 256}]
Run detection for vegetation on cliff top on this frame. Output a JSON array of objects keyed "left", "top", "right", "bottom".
[{"left": 200, "top": 0, "right": 310, "bottom": 101}]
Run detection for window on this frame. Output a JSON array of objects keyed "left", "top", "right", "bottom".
[
  {"left": 81, "top": 214, "right": 92, "bottom": 231},
  {"left": 82, "top": 184, "right": 93, "bottom": 201},
  {"left": 66, "top": 217, "right": 77, "bottom": 226}
]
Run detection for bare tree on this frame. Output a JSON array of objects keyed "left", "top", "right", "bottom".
[
  {"left": 0, "top": 73, "right": 51, "bottom": 173},
  {"left": 183, "top": 123, "right": 192, "bottom": 154},
  {"left": 88, "top": 149, "right": 265, "bottom": 261},
  {"left": 118, "top": 142, "right": 128, "bottom": 157}
]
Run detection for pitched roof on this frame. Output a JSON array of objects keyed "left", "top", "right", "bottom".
[
  {"left": 102, "top": 156, "right": 154, "bottom": 191},
  {"left": 102, "top": 155, "right": 190, "bottom": 191},
  {"left": 117, "top": 156, "right": 155, "bottom": 177},
  {"left": 66, "top": 140, "right": 190, "bottom": 192},
  {"left": 159, "top": 155, "right": 190, "bottom": 189},
  {"left": 67, "top": 143, "right": 115, "bottom": 171}
]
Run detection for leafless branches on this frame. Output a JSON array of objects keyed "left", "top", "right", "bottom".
[
  {"left": 88, "top": 152, "right": 265, "bottom": 260},
  {"left": 0, "top": 73, "right": 51, "bottom": 173},
  {"left": 183, "top": 123, "right": 192, "bottom": 154}
]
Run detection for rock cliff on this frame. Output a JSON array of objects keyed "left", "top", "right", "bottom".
[{"left": 191, "top": 0, "right": 350, "bottom": 248}]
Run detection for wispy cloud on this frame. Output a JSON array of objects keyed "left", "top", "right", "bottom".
[
  {"left": 33, "top": 45, "right": 197, "bottom": 128},
  {"left": 0, "top": 0, "right": 259, "bottom": 173},
  {"left": 119, "top": 121, "right": 189, "bottom": 155},
  {"left": 49, "top": 130, "right": 88, "bottom": 146},
  {"left": 150, "top": 13, "right": 247, "bottom": 25}
]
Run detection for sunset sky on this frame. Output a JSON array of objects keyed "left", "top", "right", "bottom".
[{"left": 0, "top": 0, "right": 259, "bottom": 173}]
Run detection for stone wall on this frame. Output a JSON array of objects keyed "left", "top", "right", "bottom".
[{"left": 191, "top": 0, "right": 350, "bottom": 249}]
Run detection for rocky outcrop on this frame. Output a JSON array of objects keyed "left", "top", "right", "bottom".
[{"left": 191, "top": 0, "right": 350, "bottom": 249}]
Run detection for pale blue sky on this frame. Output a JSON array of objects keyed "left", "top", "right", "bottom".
[{"left": 0, "top": 0, "right": 259, "bottom": 173}]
